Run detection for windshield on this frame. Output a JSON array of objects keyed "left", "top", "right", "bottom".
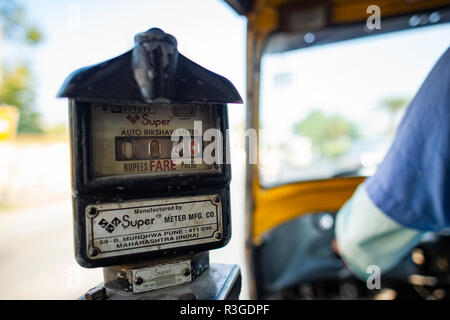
[{"left": 259, "top": 23, "right": 450, "bottom": 187}]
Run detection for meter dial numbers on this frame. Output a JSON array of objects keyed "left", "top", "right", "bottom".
[
  {"left": 116, "top": 137, "right": 170, "bottom": 161},
  {"left": 115, "top": 137, "right": 205, "bottom": 161}
]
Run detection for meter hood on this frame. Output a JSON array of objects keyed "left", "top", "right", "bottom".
[{"left": 57, "top": 28, "right": 242, "bottom": 105}]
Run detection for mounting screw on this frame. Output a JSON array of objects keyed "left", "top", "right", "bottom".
[
  {"left": 89, "top": 248, "right": 99, "bottom": 257},
  {"left": 135, "top": 277, "right": 144, "bottom": 285},
  {"left": 88, "top": 207, "right": 97, "bottom": 216},
  {"left": 184, "top": 268, "right": 191, "bottom": 276},
  {"left": 215, "top": 232, "right": 223, "bottom": 240},
  {"left": 85, "top": 286, "right": 106, "bottom": 300},
  {"left": 214, "top": 196, "right": 220, "bottom": 203}
]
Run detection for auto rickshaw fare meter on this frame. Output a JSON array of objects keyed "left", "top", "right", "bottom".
[{"left": 58, "top": 28, "right": 242, "bottom": 299}]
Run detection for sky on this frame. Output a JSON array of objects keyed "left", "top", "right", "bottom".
[
  {"left": 260, "top": 22, "right": 450, "bottom": 143},
  {"left": 11, "top": 0, "right": 247, "bottom": 127}
]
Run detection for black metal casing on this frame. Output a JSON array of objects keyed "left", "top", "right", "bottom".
[{"left": 59, "top": 28, "right": 242, "bottom": 268}]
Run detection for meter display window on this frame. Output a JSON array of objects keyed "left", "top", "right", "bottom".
[
  {"left": 259, "top": 23, "right": 450, "bottom": 187},
  {"left": 92, "top": 103, "right": 219, "bottom": 177}
]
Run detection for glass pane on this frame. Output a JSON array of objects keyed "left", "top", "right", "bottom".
[{"left": 259, "top": 23, "right": 450, "bottom": 187}]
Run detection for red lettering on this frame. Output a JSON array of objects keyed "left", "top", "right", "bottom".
[
  {"left": 141, "top": 113, "right": 149, "bottom": 125},
  {"left": 149, "top": 160, "right": 177, "bottom": 172},
  {"left": 140, "top": 114, "right": 171, "bottom": 127},
  {"left": 149, "top": 160, "right": 156, "bottom": 171}
]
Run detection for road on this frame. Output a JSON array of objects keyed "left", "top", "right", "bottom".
[{"left": 0, "top": 200, "right": 102, "bottom": 299}]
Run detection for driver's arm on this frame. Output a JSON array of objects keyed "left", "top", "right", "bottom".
[
  {"left": 335, "top": 183, "right": 424, "bottom": 281},
  {"left": 335, "top": 47, "right": 450, "bottom": 281}
]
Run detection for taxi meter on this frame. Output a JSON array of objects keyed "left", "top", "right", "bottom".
[{"left": 58, "top": 28, "right": 242, "bottom": 299}]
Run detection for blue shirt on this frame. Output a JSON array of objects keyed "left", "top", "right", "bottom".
[{"left": 366, "top": 47, "right": 450, "bottom": 232}]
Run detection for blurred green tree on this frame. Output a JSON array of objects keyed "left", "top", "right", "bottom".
[
  {"left": 379, "top": 97, "right": 409, "bottom": 134},
  {"left": 293, "top": 110, "right": 359, "bottom": 158},
  {"left": 380, "top": 97, "right": 409, "bottom": 114},
  {"left": 0, "top": 0, "right": 43, "bottom": 133}
]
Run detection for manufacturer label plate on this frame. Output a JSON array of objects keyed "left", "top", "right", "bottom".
[
  {"left": 132, "top": 259, "right": 191, "bottom": 293},
  {"left": 86, "top": 195, "right": 222, "bottom": 259}
]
